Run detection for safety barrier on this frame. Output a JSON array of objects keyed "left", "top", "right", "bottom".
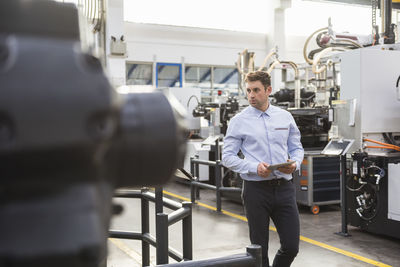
[
  {"left": 189, "top": 156, "right": 242, "bottom": 212},
  {"left": 158, "top": 245, "right": 262, "bottom": 267},
  {"left": 109, "top": 188, "right": 192, "bottom": 266}
]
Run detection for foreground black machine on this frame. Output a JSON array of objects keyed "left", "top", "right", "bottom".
[{"left": 0, "top": 1, "right": 186, "bottom": 266}]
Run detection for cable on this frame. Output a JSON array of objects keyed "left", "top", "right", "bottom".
[
  {"left": 236, "top": 49, "right": 248, "bottom": 75},
  {"left": 266, "top": 60, "right": 281, "bottom": 75},
  {"left": 346, "top": 175, "right": 365, "bottom": 191},
  {"left": 312, "top": 47, "right": 332, "bottom": 74},
  {"left": 364, "top": 138, "right": 400, "bottom": 151},
  {"left": 257, "top": 48, "right": 278, "bottom": 71},
  {"left": 365, "top": 145, "right": 400, "bottom": 151},
  {"left": 312, "top": 47, "right": 348, "bottom": 74},
  {"left": 186, "top": 95, "right": 200, "bottom": 108},
  {"left": 303, "top": 27, "right": 329, "bottom": 65},
  {"left": 331, "top": 38, "right": 363, "bottom": 48}
]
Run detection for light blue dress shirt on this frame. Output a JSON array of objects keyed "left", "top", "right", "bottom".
[{"left": 222, "top": 105, "right": 304, "bottom": 181}]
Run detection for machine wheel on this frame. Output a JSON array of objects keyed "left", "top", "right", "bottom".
[{"left": 310, "top": 205, "right": 320, "bottom": 215}]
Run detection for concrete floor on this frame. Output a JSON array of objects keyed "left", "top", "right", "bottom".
[{"left": 108, "top": 179, "right": 400, "bottom": 267}]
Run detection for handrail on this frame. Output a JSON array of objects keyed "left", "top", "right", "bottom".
[{"left": 109, "top": 188, "right": 193, "bottom": 265}]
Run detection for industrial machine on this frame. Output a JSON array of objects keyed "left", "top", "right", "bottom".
[
  {"left": 333, "top": 47, "right": 400, "bottom": 238},
  {"left": 285, "top": 0, "right": 399, "bottom": 214},
  {"left": 0, "top": 1, "right": 186, "bottom": 266},
  {"left": 192, "top": 95, "right": 240, "bottom": 136},
  {"left": 346, "top": 152, "right": 400, "bottom": 238}
]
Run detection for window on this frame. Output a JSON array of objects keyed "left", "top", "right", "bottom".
[
  {"left": 156, "top": 63, "right": 182, "bottom": 88},
  {"left": 126, "top": 63, "right": 152, "bottom": 85},
  {"left": 185, "top": 66, "right": 212, "bottom": 89},
  {"left": 213, "top": 67, "right": 238, "bottom": 90},
  {"left": 125, "top": 62, "right": 240, "bottom": 95}
]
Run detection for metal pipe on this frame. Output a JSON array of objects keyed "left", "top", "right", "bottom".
[
  {"left": 191, "top": 158, "right": 218, "bottom": 166},
  {"left": 384, "top": 0, "right": 393, "bottom": 43},
  {"left": 257, "top": 48, "right": 278, "bottom": 71},
  {"left": 168, "top": 247, "right": 184, "bottom": 262},
  {"left": 340, "top": 155, "right": 349, "bottom": 235},
  {"left": 111, "top": 189, "right": 193, "bottom": 265},
  {"left": 219, "top": 187, "right": 242, "bottom": 193},
  {"left": 190, "top": 157, "right": 196, "bottom": 202},
  {"left": 381, "top": 0, "right": 386, "bottom": 34},
  {"left": 141, "top": 192, "right": 150, "bottom": 266},
  {"left": 295, "top": 79, "right": 301, "bottom": 108},
  {"left": 215, "top": 160, "right": 222, "bottom": 212},
  {"left": 335, "top": 155, "right": 351, "bottom": 237},
  {"left": 281, "top": 61, "right": 300, "bottom": 108},
  {"left": 312, "top": 47, "right": 333, "bottom": 74},
  {"left": 108, "top": 230, "right": 142, "bottom": 240},
  {"left": 156, "top": 213, "right": 169, "bottom": 264},
  {"left": 158, "top": 252, "right": 260, "bottom": 267},
  {"left": 182, "top": 202, "right": 193, "bottom": 261},
  {"left": 155, "top": 186, "right": 163, "bottom": 214},
  {"left": 266, "top": 60, "right": 281, "bottom": 75},
  {"left": 195, "top": 158, "right": 200, "bottom": 199},
  {"left": 142, "top": 233, "right": 156, "bottom": 247},
  {"left": 114, "top": 189, "right": 142, "bottom": 198},
  {"left": 303, "top": 27, "right": 329, "bottom": 65},
  {"left": 191, "top": 181, "right": 217, "bottom": 190},
  {"left": 162, "top": 197, "right": 182, "bottom": 211},
  {"left": 168, "top": 207, "right": 191, "bottom": 226}
]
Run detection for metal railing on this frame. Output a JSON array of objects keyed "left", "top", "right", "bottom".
[
  {"left": 189, "top": 157, "right": 242, "bottom": 212},
  {"left": 158, "top": 245, "right": 262, "bottom": 267},
  {"left": 108, "top": 186, "right": 261, "bottom": 267},
  {"left": 109, "top": 188, "right": 192, "bottom": 266}
]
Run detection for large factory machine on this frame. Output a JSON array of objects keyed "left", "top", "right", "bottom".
[
  {"left": 288, "top": 0, "right": 400, "bottom": 214},
  {"left": 333, "top": 47, "right": 400, "bottom": 239},
  {"left": 318, "top": 0, "right": 400, "bottom": 239}
]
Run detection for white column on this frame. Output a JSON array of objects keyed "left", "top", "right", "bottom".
[
  {"left": 270, "top": 0, "right": 291, "bottom": 92},
  {"left": 105, "top": 0, "right": 126, "bottom": 87}
]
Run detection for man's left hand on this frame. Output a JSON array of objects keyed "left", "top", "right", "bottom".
[{"left": 278, "top": 160, "right": 296, "bottom": 174}]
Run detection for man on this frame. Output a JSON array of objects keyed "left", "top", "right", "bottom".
[{"left": 222, "top": 71, "right": 304, "bottom": 267}]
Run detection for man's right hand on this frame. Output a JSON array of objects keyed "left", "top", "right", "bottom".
[{"left": 257, "top": 162, "right": 272, "bottom": 178}]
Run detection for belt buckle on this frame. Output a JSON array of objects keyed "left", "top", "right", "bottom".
[{"left": 269, "top": 178, "right": 280, "bottom": 186}]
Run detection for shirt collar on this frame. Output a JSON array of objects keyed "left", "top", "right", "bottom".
[{"left": 249, "top": 104, "right": 273, "bottom": 117}]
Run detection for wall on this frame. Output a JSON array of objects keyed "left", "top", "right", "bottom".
[
  {"left": 106, "top": 0, "right": 313, "bottom": 89},
  {"left": 124, "top": 22, "right": 270, "bottom": 67}
]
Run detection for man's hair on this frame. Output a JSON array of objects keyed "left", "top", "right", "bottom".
[{"left": 245, "top": 71, "right": 271, "bottom": 90}]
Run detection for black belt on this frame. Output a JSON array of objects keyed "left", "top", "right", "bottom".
[{"left": 263, "top": 178, "right": 292, "bottom": 186}]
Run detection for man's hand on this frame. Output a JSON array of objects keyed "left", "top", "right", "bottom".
[
  {"left": 278, "top": 160, "right": 296, "bottom": 174},
  {"left": 257, "top": 162, "right": 272, "bottom": 178}
]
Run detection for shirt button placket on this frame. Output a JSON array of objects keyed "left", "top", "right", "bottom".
[{"left": 263, "top": 114, "right": 273, "bottom": 165}]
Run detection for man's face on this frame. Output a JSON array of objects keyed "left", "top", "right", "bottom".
[{"left": 246, "top": 80, "right": 272, "bottom": 110}]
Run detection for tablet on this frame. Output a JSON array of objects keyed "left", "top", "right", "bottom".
[{"left": 267, "top": 161, "right": 295, "bottom": 171}]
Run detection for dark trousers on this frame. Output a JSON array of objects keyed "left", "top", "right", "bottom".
[{"left": 242, "top": 180, "right": 300, "bottom": 267}]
